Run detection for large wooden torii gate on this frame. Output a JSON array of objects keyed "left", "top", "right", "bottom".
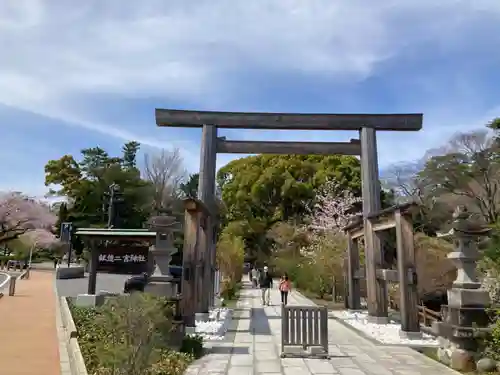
[{"left": 156, "top": 109, "right": 423, "bottom": 321}]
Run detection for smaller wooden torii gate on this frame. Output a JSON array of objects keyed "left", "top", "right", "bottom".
[{"left": 344, "top": 202, "right": 421, "bottom": 336}]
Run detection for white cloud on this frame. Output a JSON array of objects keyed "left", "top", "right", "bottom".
[
  {"left": 1, "top": 3, "right": 498, "bottom": 99},
  {"left": 0, "top": 0, "right": 500, "bottom": 157}
]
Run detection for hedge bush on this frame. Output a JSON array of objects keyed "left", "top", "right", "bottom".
[
  {"left": 69, "top": 293, "right": 201, "bottom": 375},
  {"left": 179, "top": 334, "right": 204, "bottom": 358}
]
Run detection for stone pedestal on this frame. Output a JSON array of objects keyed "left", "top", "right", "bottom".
[
  {"left": 76, "top": 294, "right": 105, "bottom": 307},
  {"left": 144, "top": 276, "right": 178, "bottom": 299},
  {"left": 448, "top": 288, "right": 490, "bottom": 307}
]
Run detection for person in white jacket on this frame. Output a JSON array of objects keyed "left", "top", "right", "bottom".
[{"left": 251, "top": 266, "right": 259, "bottom": 288}]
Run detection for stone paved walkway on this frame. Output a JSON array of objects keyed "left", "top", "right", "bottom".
[
  {"left": 0, "top": 271, "right": 60, "bottom": 375},
  {"left": 187, "top": 282, "right": 460, "bottom": 375}
]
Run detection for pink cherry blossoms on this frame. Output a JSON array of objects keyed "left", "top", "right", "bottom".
[
  {"left": 308, "top": 180, "right": 362, "bottom": 232},
  {"left": 0, "top": 192, "right": 57, "bottom": 245},
  {"left": 299, "top": 180, "right": 361, "bottom": 262},
  {"left": 20, "top": 228, "right": 60, "bottom": 249}
]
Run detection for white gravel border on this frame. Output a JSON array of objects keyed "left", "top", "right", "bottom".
[
  {"left": 195, "top": 307, "right": 233, "bottom": 341},
  {"left": 331, "top": 310, "right": 439, "bottom": 347}
]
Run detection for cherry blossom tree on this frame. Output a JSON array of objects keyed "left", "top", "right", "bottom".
[
  {"left": 299, "top": 181, "right": 362, "bottom": 297},
  {"left": 0, "top": 192, "right": 57, "bottom": 246},
  {"left": 13, "top": 229, "right": 62, "bottom": 264},
  {"left": 308, "top": 180, "right": 362, "bottom": 233},
  {"left": 20, "top": 229, "right": 60, "bottom": 249},
  {"left": 270, "top": 180, "right": 363, "bottom": 297}
]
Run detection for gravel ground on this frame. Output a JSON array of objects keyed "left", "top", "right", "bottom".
[{"left": 331, "top": 310, "right": 439, "bottom": 347}]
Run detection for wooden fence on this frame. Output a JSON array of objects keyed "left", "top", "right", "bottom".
[
  {"left": 417, "top": 303, "right": 442, "bottom": 326},
  {"left": 281, "top": 305, "right": 329, "bottom": 359},
  {"left": 389, "top": 295, "right": 441, "bottom": 326}
]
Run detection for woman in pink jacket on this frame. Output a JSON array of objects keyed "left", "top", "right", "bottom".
[{"left": 279, "top": 273, "right": 292, "bottom": 305}]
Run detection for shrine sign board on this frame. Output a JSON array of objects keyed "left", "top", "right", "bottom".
[{"left": 96, "top": 243, "right": 149, "bottom": 274}]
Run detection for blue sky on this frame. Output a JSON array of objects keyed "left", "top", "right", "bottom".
[{"left": 1, "top": 0, "right": 500, "bottom": 196}]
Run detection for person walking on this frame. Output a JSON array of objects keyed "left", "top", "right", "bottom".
[
  {"left": 279, "top": 273, "right": 292, "bottom": 305},
  {"left": 251, "top": 266, "right": 259, "bottom": 288},
  {"left": 259, "top": 266, "right": 273, "bottom": 306}
]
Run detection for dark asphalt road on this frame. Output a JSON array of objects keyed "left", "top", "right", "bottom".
[
  {"left": 25, "top": 262, "right": 131, "bottom": 297},
  {"left": 56, "top": 272, "right": 131, "bottom": 297}
]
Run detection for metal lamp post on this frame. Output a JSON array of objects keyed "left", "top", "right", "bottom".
[{"left": 28, "top": 241, "right": 36, "bottom": 269}]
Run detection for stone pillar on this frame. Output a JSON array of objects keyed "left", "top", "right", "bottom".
[
  {"left": 435, "top": 206, "right": 491, "bottom": 370},
  {"left": 360, "top": 127, "right": 387, "bottom": 322},
  {"left": 145, "top": 214, "right": 180, "bottom": 299}
]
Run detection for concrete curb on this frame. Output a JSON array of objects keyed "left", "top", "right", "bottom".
[
  {"left": 0, "top": 272, "right": 11, "bottom": 300},
  {"left": 60, "top": 297, "right": 78, "bottom": 339},
  {"left": 54, "top": 274, "right": 89, "bottom": 375}
]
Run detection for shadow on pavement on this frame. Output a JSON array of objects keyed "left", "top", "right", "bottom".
[
  {"left": 209, "top": 346, "right": 250, "bottom": 355},
  {"left": 234, "top": 317, "right": 282, "bottom": 321},
  {"left": 250, "top": 308, "right": 272, "bottom": 335}
]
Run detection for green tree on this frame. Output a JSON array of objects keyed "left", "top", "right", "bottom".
[
  {"left": 55, "top": 202, "right": 69, "bottom": 234},
  {"left": 122, "top": 141, "right": 141, "bottom": 169},
  {"left": 218, "top": 154, "right": 361, "bottom": 223},
  {"left": 179, "top": 173, "right": 199, "bottom": 198},
  {"left": 417, "top": 127, "right": 499, "bottom": 224},
  {"left": 216, "top": 154, "right": 362, "bottom": 262},
  {"left": 44, "top": 143, "right": 153, "bottom": 233}
]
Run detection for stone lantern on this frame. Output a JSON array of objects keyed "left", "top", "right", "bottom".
[
  {"left": 435, "top": 206, "right": 491, "bottom": 370},
  {"left": 145, "top": 213, "right": 181, "bottom": 298},
  {"left": 446, "top": 206, "right": 491, "bottom": 316}
]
